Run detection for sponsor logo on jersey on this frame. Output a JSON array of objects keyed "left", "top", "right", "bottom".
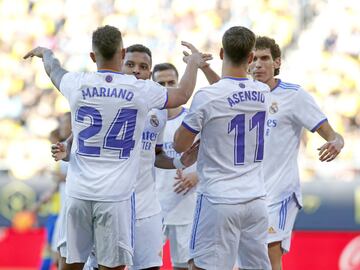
[
  {"left": 150, "top": 115, "right": 159, "bottom": 127},
  {"left": 269, "top": 102, "right": 279, "bottom": 114}
]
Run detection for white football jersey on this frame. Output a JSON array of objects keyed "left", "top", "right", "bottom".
[
  {"left": 60, "top": 71, "right": 167, "bottom": 202},
  {"left": 135, "top": 108, "right": 167, "bottom": 219},
  {"left": 155, "top": 108, "right": 197, "bottom": 225},
  {"left": 264, "top": 80, "right": 327, "bottom": 206},
  {"left": 183, "top": 77, "right": 270, "bottom": 204}
]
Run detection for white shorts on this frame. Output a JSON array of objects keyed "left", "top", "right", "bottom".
[
  {"left": 267, "top": 194, "right": 300, "bottom": 253},
  {"left": 84, "top": 250, "right": 98, "bottom": 269},
  {"left": 56, "top": 201, "right": 67, "bottom": 253},
  {"left": 129, "top": 212, "right": 163, "bottom": 270},
  {"left": 59, "top": 194, "right": 135, "bottom": 268},
  {"left": 190, "top": 195, "right": 271, "bottom": 270},
  {"left": 163, "top": 224, "right": 192, "bottom": 268}
]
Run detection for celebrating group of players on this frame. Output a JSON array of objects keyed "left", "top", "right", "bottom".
[{"left": 24, "top": 25, "right": 344, "bottom": 270}]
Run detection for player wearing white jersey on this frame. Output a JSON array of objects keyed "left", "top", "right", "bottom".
[
  {"left": 49, "top": 43, "right": 203, "bottom": 270},
  {"left": 24, "top": 25, "right": 205, "bottom": 270},
  {"left": 153, "top": 63, "right": 198, "bottom": 270},
  {"left": 248, "top": 36, "right": 344, "bottom": 270},
  {"left": 174, "top": 26, "right": 271, "bottom": 270},
  {"left": 121, "top": 45, "right": 199, "bottom": 270}
]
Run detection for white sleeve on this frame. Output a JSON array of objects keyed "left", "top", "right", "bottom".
[
  {"left": 292, "top": 88, "right": 327, "bottom": 132},
  {"left": 59, "top": 72, "right": 81, "bottom": 101},
  {"left": 181, "top": 91, "right": 207, "bottom": 134},
  {"left": 145, "top": 80, "right": 168, "bottom": 110}
]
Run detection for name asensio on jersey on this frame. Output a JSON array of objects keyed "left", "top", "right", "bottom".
[
  {"left": 227, "top": 90, "right": 265, "bottom": 107},
  {"left": 82, "top": 86, "right": 134, "bottom": 101}
]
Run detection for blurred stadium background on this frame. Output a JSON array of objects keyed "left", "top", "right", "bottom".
[{"left": 0, "top": 0, "right": 359, "bottom": 269}]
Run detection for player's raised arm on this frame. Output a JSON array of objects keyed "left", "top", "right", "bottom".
[
  {"left": 315, "top": 121, "right": 344, "bottom": 162},
  {"left": 182, "top": 41, "right": 220, "bottom": 85},
  {"left": 24, "top": 47, "right": 68, "bottom": 90},
  {"left": 164, "top": 44, "right": 212, "bottom": 108}
]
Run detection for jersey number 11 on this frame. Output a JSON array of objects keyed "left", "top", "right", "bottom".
[{"left": 228, "top": 111, "right": 266, "bottom": 165}]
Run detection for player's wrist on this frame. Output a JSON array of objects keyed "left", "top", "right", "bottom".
[{"left": 173, "top": 156, "right": 186, "bottom": 169}]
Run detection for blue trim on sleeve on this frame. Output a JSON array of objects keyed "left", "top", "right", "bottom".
[
  {"left": 155, "top": 144, "right": 163, "bottom": 148},
  {"left": 182, "top": 122, "right": 200, "bottom": 134},
  {"left": 311, "top": 118, "right": 328, "bottom": 133},
  {"left": 161, "top": 91, "right": 169, "bottom": 110}
]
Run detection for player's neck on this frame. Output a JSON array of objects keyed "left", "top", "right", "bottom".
[
  {"left": 267, "top": 78, "right": 278, "bottom": 91},
  {"left": 97, "top": 61, "right": 122, "bottom": 73},
  {"left": 221, "top": 64, "right": 248, "bottom": 79},
  {"left": 167, "top": 106, "right": 183, "bottom": 120}
]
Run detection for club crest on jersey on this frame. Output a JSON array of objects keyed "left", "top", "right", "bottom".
[
  {"left": 150, "top": 115, "right": 159, "bottom": 127},
  {"left": 269, "top": 102, "right": 279, "bottom": 114},
  {"left": 105, "top": 75, "right": 113, "bottom": 83},
  {"left": 268, "top": 227, "right": 277, "bottom": 234}
]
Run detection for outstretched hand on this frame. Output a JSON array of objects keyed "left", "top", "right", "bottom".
[
  {"left": 23, "top": 47, "right": 51, "bottom": 59},
  {"left": 317, "top": 139, "right": 343, "bottom": 162},
  {"left": 181, "top": 41, "right": 212, "bottom": 68}
]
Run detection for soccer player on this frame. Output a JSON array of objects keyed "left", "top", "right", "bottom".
[
  {"left": 248, "top": 36, "right": 344, "bottom": 270},
  {"left": 188, "top": 36, "right": 345, "bottom": 270},
  {"left": 24, "top": 25, "right": 204, "bottom": 270},
  {"left": 121, "top": 45, "right": 200, "bottom": 270},
  {"left": 53, "top": 45, "right": 200, "bottom": 270},
  {"left": 51, "top": 112, "right": 71, "bottom": 265},
  {"left": 153, "top": 63, "right": 198, "bottom": 270},
  {"left": 173, "top": 26, "right": 272, "bottom": 270}
]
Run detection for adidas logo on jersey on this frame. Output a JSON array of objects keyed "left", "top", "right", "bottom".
[{"left": 268, "top": 227, "right": 277, "bottom": 234}]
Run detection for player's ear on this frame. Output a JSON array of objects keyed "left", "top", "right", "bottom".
[
  {"left": 219, "top": 48, "right": 224, "bottom": 60},
  {"left": 90, "top": 52, "right": 96, "bottom": 63},
  {"left": 248, "top": 51, "right": 254, "bottom": 64},
  {"left": 274, "top": 56, "right": 281, "bottom": 70},
  {"left": 121, "top": 48, "right": 125, "bottom": 59}
]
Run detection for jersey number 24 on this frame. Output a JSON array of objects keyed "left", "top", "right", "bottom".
[{"left": 76, "top": 106, "right": 137, "bottom": 159}]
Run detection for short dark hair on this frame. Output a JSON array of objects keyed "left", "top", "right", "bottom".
[
  {"left": 92, "top": 25, "right": 123, "bottom": 60},
  {"left": 152, "top": 63, "right": 179, "bottom": 81},
  {"left": 255, "top": 36, "right": 281, "bottom": 76},
  {"left": 126, "top": 44, "right": 152, "bottom": 60},
  {"left": 222, "top": 26, "right": 255, "bottom": 66}
]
